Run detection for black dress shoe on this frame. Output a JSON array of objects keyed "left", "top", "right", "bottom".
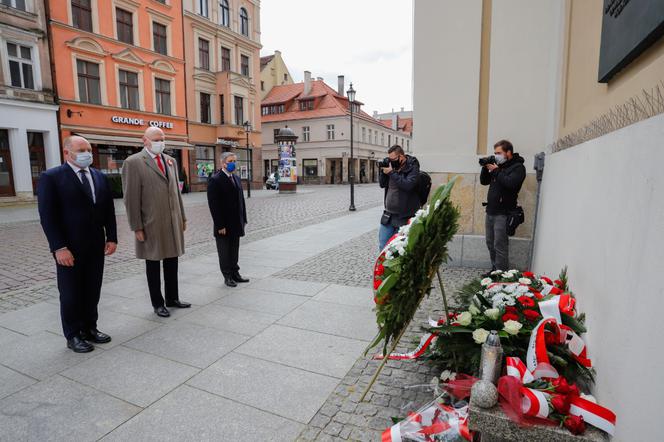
[
  {"left": 81, "top": 329, "right": 112, "bottom": 344},
  {"left": 166, "top": 300, "right": 191, "bottom": 308},
  {"left": 232, "top": 273, "right": 250, "bottom": 283},
  {"left": 224, "top": 277, "right": 237, "bottom": 287},
  {"left": 67, "top": 336, "right": 94, "bottom": 353},
  {"left": 154, "top": 306, "right": 171, "bottom": 317}
]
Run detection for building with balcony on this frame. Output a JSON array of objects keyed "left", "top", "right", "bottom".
[
  {"left": 47, "top": 0, "right": 190, "bottom": 191},
  {"left": 259, "top": 49, "right": 292, "bottom": 100},
  {"left": 183, "top": 0, "right": 262, "bottom": 191},
  {"left": 261, "top": 72, "right": 412, "bottom": 185},
  {"left": 0, "top": 0, "right": 59, "bottom": 201}
]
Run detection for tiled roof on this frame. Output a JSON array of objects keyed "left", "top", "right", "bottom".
[
  {"left": 378, "top": 117, "right": 413, "bottom": 135},
  {"left": 260, "top": 55, "right": 274, "bottom": 70}
]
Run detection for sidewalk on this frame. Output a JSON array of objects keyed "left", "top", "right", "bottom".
[{"left": 0, "top": 206, "right": 383, "bottom": 441}]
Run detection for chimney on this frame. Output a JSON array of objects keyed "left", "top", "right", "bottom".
[
  {"left": 373, "top": 110, "right": 378, "bottom": 118},
  {"left": 304, "top": 71, "right": 312, "bottom": 96},
  {"left": 337, "top": 75, "right": 345, "bottom": 96},
  {"left": 317, "top": 77, "right": 324, "bottom": 81},
  {"left": 391, "top": 113, "right": 398, "bottom": 130}
]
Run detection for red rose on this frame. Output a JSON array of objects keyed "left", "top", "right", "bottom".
[
  {"left": 568, "top": 384, "right": 580, "bottom": 398},
  {"left": 517, "top": 296, "right": 536, "bottom": 308},
  {"left": 549, "top": 287, "right": 563, "bottom": 295},
  {"left": 564, "top": 415, "right": 586, "bottom": 435},
  {"left": 522, "top": 309, "right": 541, "bottom": 322},
  {"left": 523, "top": 271, "right": 535, "bottom": 278},
  {"left": 550, "top": 394, "right": 571, "bottom": 415},
  {"left": 505, "top": 306, "right": 518, "bottom": 314},
  {"left": 552, "top": 377, "right": 571, "bottom": 394},
  {"left": 373, "top": 279, "right": 382, "bottom": 290},
  {"left": 541, "top": 276, "right": 553, "bottom": 285},
  {"left": 554, "top": 279, "right": 564, "bottom": 288},
  {"left": 375, "top": 264, "right": 385, "bottom": 276},
  {"left": 531, "top": 291, "right": 543, "bottom": 300},
  {"left": 502, "top": 313, "right": 519, "bottom": 322}
]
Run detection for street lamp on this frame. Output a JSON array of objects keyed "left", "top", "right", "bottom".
[
  {"left": 347, "top": 83, "right": 356, "bottom": 211},
  {"left": 243, "top": 120, "right": 253, "bottom": 198}
]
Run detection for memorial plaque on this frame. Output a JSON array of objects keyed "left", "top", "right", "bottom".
[{"left": 598, "top": 0, "right": 664, "bottom": 83}]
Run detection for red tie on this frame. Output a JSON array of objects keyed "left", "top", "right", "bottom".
[{"left": 155, "top": 155, "right": 165, "bottom": 175}]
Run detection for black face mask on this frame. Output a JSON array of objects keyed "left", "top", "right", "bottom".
[{"left": 390, "top": 157, "right": 401, "bottom": 170}]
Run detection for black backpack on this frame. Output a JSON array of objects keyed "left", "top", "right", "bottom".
[{"left": 418, "top": 171, "right": 432, "bottom": 206}]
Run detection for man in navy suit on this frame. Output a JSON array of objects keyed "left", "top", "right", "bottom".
[
  {"left": 38, "top": 135, "right": 117, "bottom": 353},
  {"left": 207, "top": 152, "right": 249, "bottom": 287}
]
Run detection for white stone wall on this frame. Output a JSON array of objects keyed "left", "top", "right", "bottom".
[
  {"left": 0, "top": 99, "right": 60, "bottom": 198},
  {"left": 532, "top": 113, "right": 664, "bottom": 441}
]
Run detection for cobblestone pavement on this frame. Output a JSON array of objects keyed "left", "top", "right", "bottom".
[
  {"left": 275, "top": 230, "right": 379, "bottom": 288},
  {"left": 292, "top": 266, "right": 485, "bottom": 442},
  {"left": 0, "top": 185, "right": 383, "bottom": 313}
]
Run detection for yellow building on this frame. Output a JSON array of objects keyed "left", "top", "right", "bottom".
[{"left": 259, "top": 50, "right": 293, "bottom": 100}]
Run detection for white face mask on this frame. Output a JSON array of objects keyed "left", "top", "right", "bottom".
[
  {"left": 495, "top": 154, "right": 506, "bottom": 165},
  {"left": 150, "top": 140, "right": 165, "bottom": 154},
  {"left": 74, "top": 151, "right": 93, "bottom": 168}
]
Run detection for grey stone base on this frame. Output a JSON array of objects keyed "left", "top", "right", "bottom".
[{"left": 446, "top": 234, "right": 532, "bottom": 270}]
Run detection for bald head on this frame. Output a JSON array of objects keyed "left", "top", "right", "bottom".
[
  {"left": 143, "top": 127, "right": 165, "bottom": 154},
  {"left": 63, "top": 135, "right": 92, "bottom": 168},
  {"left": 64, "top": 135, "right": 90, "bottom": 151}
]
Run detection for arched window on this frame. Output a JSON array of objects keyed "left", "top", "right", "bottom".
[
  {"left": 220, "top": 0, "right": 229, "bottom": 27},
  {"left": 240, "top": 7, "right": 249, "bottom": 36}
]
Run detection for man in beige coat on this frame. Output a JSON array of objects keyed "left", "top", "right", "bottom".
[{"left": 122, "top": 127, "right": 190, "bottom": 317}]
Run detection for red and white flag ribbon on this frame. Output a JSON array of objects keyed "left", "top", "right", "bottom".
[
  {"left": 569, "top": 396, "right": 617, "bottom": 436},
  {"left": 373, "top": 333, "right": 438, "bottom": 361},
  {"left": 526, "top": 317, "right": 560, "bottom": 379},
  {"left": 505, "top": 357, "right": 549, "bottom": 419}
]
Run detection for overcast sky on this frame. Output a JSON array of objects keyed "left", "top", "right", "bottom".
[{"left": 260, "top": 0, "right": 413, "bottom": 115}]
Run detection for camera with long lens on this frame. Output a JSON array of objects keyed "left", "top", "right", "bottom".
[
  {"left": 378, "top": 157, "right": 390, "bottom": 168},
  {"left": 478, "top": 155, "right": 496, "bottom": 166}
]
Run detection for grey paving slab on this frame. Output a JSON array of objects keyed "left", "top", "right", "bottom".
[
  {"left": 235, "top": 324, "right": 368, "bottom": 378},
  {"left": 214, "top": 288, "right": 309, "bottom": 316},
  {"left": 0, "top": 375, "right": 140, "bottom": 442},
  {"left": 102, "top": 274, "right": 149, "bottom": 299},
  {"left": 246, "top": 277, "right": 329, "bottom": 297},
  {"left": 103, "top": 295, "right": 201, "bottom": 323},
  {"left": 313, "top": 284, "right": 374, "bottom": 308},
  {"left": 180, "top": 303, "right": 281, "bottom": 337},
  {"left": 177, "top": 260, "right": 220, "bottom": 276},
  {"left": 1, "top": 331, "right": 98, "bottom": 380},
  {"left": 0, "top": 364, "right": 35, "bottom": 400},
  {"left": 187, "top": 352, "right": 339, "bottom": 424},
  {"left": 0, "top": 325, "right": 23, "bottom": 346},
  {"left": 0, "top": 301, "right": 61, "bottom": 336},
  {"left": 236, "top": 263, "right": 284, "bottom": 279},
  {"left": 278, "top": 300, "right": 377, "bottom": 342},
  {"left": 174, "top": 281, "right": 228, "bottom": 306},
  {"left": 124, "top": 322, "right": 248, "bottom": 369},
  {"left": 81, "top": 310, "right": 161, "bottom": 349},
  {"left": 61, "top": 346, "right": 199, "bottom": 407},
  {"left": 101, "top": 384, "right": 303, "bottom": 442}
]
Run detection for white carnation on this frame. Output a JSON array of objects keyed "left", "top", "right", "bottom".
[
  {"left": 480, "top": 278, "right": 492, "bottom": 287},
  {"left": 519, "top": 278, "right": 532, "bottom": 285}
]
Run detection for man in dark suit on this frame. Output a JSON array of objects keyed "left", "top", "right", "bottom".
[
  {"left": 38, "top": 135, "right": 117, "bottom": 353},
  {"left": 207, "top": 152, "right": 249, "bottom": 287}
]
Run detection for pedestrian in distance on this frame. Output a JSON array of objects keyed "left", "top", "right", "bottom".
[
  {"left": 378, "top": 144, "right": 421, "bottom": 250},
  {"left": 207, "top": 152, "right": 250, "bottom": 287},
  {"left": 274, "top": 169, "right": 280, "bottom": 191},
  {"left": 37, "top": 135, "right": 117, "bottom": 353},
  {"left": 121, "top": 127, "right": 190, "bottom": 318},
  {"left": 479, "top": 139, "right": 526, "bottom": 274}
]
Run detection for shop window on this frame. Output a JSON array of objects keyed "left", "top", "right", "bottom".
[
  {"left": 27, "top": 132, "right": 45, "bottom": 195},
  {"left": 200, "top": 92, "right": 211, "bottom": 123},
  {"left": 96, "top": 145, "right": 141, "bottom": 175},
  {"left": 194, "top": 145, "right": 215, "bottom": 182},
  {"left": 7, "top": 43, "right": 34, "bottom": 90},
  {"left": 153, "top": 22, "right": 167, "bottom": 55},
  {"left": 198, "top": 38, "right": 209, "bottom": 70},
  {"left": 77, "top": 59, "right": 101, "bottom": 104},
  {"left": 0, "top": 129, "right": 15, "bottom": 197},
  {"left": 303, "top": 159, "right": 318, "bottom": 177},
  {"left": 221, "top": 46, "right": 230, "bottom": 71},
  {"left": 241, "top": 54, "right": 249, "bottom": 76},
  {"left": 118, "top": 69, "right": 139, "bottom": 110},
  {"left": 155, "top": 78, "right": 171, "bottom": 115},
  {"left": 116, "top": 8, "right": 133, "bottom": 45},
  {"left": 72, "top": 0, "right": 92, "bottom": 32}
]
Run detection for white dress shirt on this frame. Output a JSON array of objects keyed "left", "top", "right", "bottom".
[
  {"left": 67, "top": 161, "right": 96, "bottom": 203},
  {"left": 145, "top": 147, "right": 167, "bottom": 174}
]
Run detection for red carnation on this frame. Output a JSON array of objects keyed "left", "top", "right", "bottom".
[
  {"left": 375, "top": 264, "right": 385, "bottom": 276},
  {"left": 549, "top": 287, "right": 563, "bottom": 295},
  {"left": 517, "top": 296, "right": 536, "bottom": 308},
  {"left": 531, "top": 291, "right": 543, "bottom": 300},
  {"left": 564, "top": 415, "right": 586, "bottom": 435},
  {"left": 522, "top": 309, "right": 541, "bottom": 322},
  {"left": 550, "top": 394, "right": 571, "bottom": 415},
  {"left": 505, "top": 306, "right": 518, "bottom": 314},
  {"left": 554, "top": 279, "right": 564, "bottom": 288},
  {"left": 373, "top": 279, "right": 382, "bottom": 290},
  {"left": 502, "top": 313, "right": 519, "bottom": 322},
  {"left": 541, "top": 276, "right": 553, "bottom": 285},
  {"left": 523, "top": 271, "right": 535, "bottom": 278}
]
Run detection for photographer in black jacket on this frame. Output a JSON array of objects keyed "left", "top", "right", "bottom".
[
  {"left": 480, "top": 139, "right": 526, "bottom": 273},
  {"left": 378, "top": 145, "right": 420, "bottom": 250}
]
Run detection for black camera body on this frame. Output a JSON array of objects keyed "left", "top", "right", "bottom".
[
  {"left": 378, "top": 157, "right": 390, "bottom": 168},
  {"left": 479, "top": 155, "right": 496, "bottom": 166}
]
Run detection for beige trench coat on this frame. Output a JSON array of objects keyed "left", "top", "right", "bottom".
[{"left": 122, "top": 149, "right": 186, "bottom": 260}]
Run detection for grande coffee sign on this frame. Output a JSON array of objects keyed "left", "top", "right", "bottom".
[
  {"left": 598, "top": 0, "right": 664, "bottom": 82},
  {"left": 111, "top": 115, "right": 174, "bottom": 129}
]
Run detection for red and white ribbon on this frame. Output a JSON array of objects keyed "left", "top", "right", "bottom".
[
  {"left": 505, "top": 357, "right": 550, "bottom": 419},
  {"left": 526, "top": 317, "right": 561, "bottom": 379},
  {"left": 373, "top": 333, "right": 438, "bottom": 361},
  {"left": 381, "top": 403, "right": 471, "bottom": 442},
  {"left": 569, "top": 396, "right": 617, "bottom": 436}
]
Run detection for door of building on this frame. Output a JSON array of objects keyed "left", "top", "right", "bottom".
[
  {"left": 0, "top": 130, "right": 15, "bottom": 197},
  {"left": 28, "top": 132, "right": 46, "bottom": 195}
]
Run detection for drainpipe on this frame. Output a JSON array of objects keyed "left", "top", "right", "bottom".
[{"left": 528, "top": 152, "right": 545, "bottom": 270}]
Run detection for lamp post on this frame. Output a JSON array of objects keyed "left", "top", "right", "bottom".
[
  {"left": 347, "top": 83, "right": 356, "bottom": 211},
  {"left": 243, "top": 120, "right": 252, "bottom": 198}
]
